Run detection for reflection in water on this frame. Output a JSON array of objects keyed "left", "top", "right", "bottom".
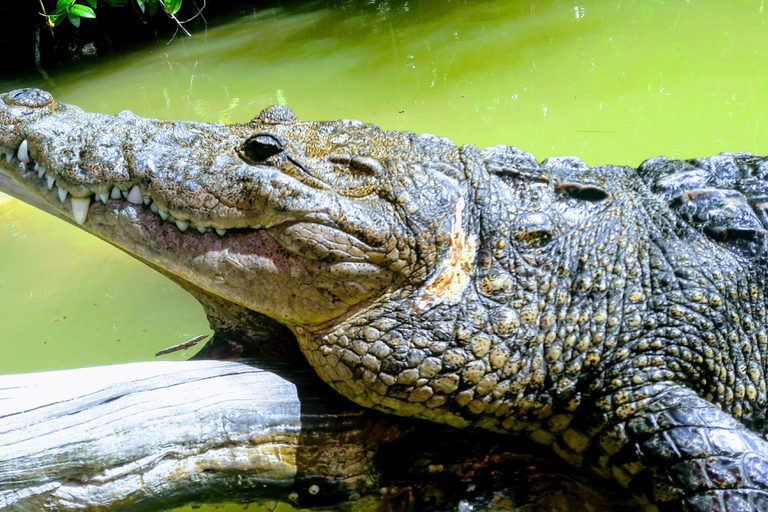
[{"left": 0, "top": 0, "right": 767, "bottom": 510}]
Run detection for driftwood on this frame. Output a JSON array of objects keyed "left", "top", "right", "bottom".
[{"left": 0, "top": 359, "right": 644, "bottom": 512}]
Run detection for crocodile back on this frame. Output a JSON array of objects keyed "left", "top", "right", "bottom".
[{"left": 638, "top": 153, "right": 768, "bottom": 262}]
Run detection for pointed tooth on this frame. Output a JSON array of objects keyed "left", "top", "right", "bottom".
[
  {"left": 175, "top": 220, "right": 189, "bottom": 231},
  {"left": 143, "top": 196, "right": 151, "bottom": 206},
  {"left": 71, "top": 197, "right": 90, "bottom": 225},
  {"left": 168, "top": 215, "right": 176, "bottom": 223},
  {"left": 46, "top": 174, "right": 55, "bottom": 190},
  {"left": 196, "top": 226, "right": 207, "bottom": 233},
  {"left": 126, "top": 185, "right": 142, "bottom": 204},
  {"left": 5, "top": 152, "right": 12, "bottom": 163},
  {"left": 215, "top": 228, "right": 227, "bottom": 236},
  {"left": 58, "top": 187, "right": 68, "bottom": 203},
  {"left": 98, "top": 192, "right": 108, "bottom": 203},
  {"left": 150, "top": 202, "right": 159, "bottom": 213},
  {"left": 121, "top": 189, "right": 128, "bottom": 199},
  {"left": 36, "top": 164, "right": 46, "bottom": 179},
  {"left": 110, "top": 186, "right": 122, "bottom": 199},
  {"left": 158, "top": 209, "right": 169, "bottom": 221},
  {"left": 17, "top": 140, "right": 29, "bottom": 163}
]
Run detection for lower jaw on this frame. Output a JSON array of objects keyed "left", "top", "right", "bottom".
[
  {"left": 0, "top": 163, "right": 70, "bottom": 222},
  {"left": 88, "top": 202, "right": 368, "bottom": 326}
]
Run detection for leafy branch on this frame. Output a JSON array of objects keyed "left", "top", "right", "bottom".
[{"left": 41, "top": 0, "right": 184, "bottom": 29}]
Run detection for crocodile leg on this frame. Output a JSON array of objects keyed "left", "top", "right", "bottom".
[{"left": 580, "top": 383, "right": 768, "bottom": 510}]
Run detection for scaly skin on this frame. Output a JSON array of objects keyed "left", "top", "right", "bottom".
[{"left": 1, "top": 88, "right": 768, "bottom": 510}]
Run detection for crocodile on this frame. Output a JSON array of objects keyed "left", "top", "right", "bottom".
[{"left": 1, "top": 87, "right": 768, "bottom": 511}]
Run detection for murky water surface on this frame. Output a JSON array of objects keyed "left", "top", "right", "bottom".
[{"left": 1, "top": 0, "right": 767, "bottom": 509}]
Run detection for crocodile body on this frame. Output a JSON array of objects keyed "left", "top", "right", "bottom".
[{"left": 1, "top": 88, "right": 768, "bottom": 510}]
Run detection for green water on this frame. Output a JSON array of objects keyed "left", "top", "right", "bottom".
[{"left": 1, "top": 0, "right": 767, "bottom": 509}]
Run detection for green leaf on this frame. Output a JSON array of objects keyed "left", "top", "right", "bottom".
[
  {"left": 164, "top": 0, "right": 182, "bottom": 15},
  {"left": 56, "top": 0, "right": 75, "bottom": 11},
  {"left": 69, "top": 4, "right": 96, "bottom": 18},
  {"left": 84, "top": 0, "right": 97, "bottom": 7},
  {"left": 67, "top": 11, "right": 81, "bottom": 27},
  {"left": 135, "top": 0, "right": 145, "bottom": 13},
  {"left": 148, "top": 1, "right": 158, "bottom": 15},
  {"left": 53, "top": 14, "right": 67, "bottom": 26}
]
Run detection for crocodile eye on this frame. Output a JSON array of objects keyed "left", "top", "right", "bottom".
[{"left": 238, "top": 133, "right": 284, "bottom": 163}]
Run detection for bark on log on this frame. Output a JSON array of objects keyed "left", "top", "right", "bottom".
[{"left": 0, "top": 360, "right": 644, "bottom": 511}]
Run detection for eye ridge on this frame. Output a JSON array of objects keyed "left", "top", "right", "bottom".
[{"left": 238, "top": 132, "right": 284, "bottom": 163}]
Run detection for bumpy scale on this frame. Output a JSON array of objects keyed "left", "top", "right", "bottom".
[{"left": 1, "top": 88, "right": 768, "bottom": 510}]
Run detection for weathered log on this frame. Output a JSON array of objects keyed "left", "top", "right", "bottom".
[{"left": 0, "top": 360, "right": 643, "bottom": 511}]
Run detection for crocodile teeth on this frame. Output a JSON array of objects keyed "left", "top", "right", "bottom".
[
  {"left": 150, "top": 202, "right": 159, "bottom": 213},
  {"left": 215, "top": 228, "right": 226, "bottom": 236},
  {"left": 71, "top": 197, "right": 90, "bottom": 225},
  {"left": 46, "top": 175, "right": 55, "bottom": 190},
  {"left": 37, "top": 165, "right": 46, "bottom": 179},
  {"left": 175, "top": 220, "right": 189, "bottom": 231},
  {"left": 5, "top": 152, "right": 11, "bottom": 163},
  {"left": 158, "top": 209, "right": 169, "bottom": 221},
  {"left": 143, "top": 196, "right": 151, "bottom": 206},
  {"left": 97, "top": 192, "right": 109, "bottom": 203},
  {"left": 17, "top": 140, "right": 29, "bottom": 163},
  {"left": 110, "top": 186, "right": 122, "bottom": 200},
  {"left": 58, "top": 187, "right": 68, "bottom": 203},
  {"left": 196, "top": 226, "right": 207, "bottom": 233},
  {"left": 126, "top": 185, "right": 142, "bottom": 205}
]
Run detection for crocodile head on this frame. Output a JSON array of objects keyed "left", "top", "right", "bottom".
[{"left": 0, "top": 88, "right": 473, "bottom": 361}]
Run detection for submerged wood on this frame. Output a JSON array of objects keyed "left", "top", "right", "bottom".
[{"left": 0, "top": 360, "right": 639, "bottom": 511}]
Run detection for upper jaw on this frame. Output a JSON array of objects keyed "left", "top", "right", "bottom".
[
  {"left": 0, "top": 89, "right": 247, "bottom": 233},
  {"left": 0, "top": 131, "right": 393, "bottom": 255},
  {"left": 0, "top": 89, "right": 394, "bottom": 248}
]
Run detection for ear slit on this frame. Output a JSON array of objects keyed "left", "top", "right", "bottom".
[{"left": 556, "top": 182, "right": 611, "bottom": 201}]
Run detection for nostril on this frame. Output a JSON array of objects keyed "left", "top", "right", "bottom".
[{"left": 4, "top": 88, "right": 54, "bottom": 109}]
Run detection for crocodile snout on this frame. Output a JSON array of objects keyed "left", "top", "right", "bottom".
[{"left": 0, "top": 88, "right": 61, "bottom": 150}]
